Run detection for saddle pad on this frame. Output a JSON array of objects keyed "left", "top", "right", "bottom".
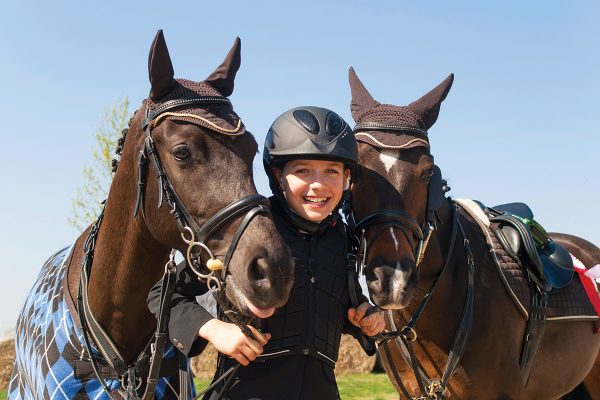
[
  {"left": 455, "top": 199, "right": 598, "bottom": 321},
  {"left": 8, "top": 246, "right": 194, "bottom": 399}
]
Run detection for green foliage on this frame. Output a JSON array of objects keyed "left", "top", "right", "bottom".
[{"left": 69, "top": 98, "right": 130, "bottom": 231}]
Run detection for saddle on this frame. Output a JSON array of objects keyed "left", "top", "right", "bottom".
[
  {"left": 485, "top": 202, "right": 574, "bottom": 291},
  {"left": 456, "top": 199, "right": 597, "bottom": 386}
]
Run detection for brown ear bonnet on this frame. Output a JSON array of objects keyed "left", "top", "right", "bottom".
[
  {"left": 349, "top": 67, "right": 453, "bottom": 149},
  {"left": 145, "top": 31, "right": 246, "bottom": 135}
]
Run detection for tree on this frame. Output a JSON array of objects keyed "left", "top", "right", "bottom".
[{"left": 69, "top": 98, "right": 130, "bottom": 231}]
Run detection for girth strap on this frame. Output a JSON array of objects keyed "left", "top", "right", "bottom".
[{"left": 519, "top": 287, "right": 548, "bottom": 386}]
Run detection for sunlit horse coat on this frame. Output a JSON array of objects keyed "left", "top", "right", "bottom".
[{"left": 8, "top": 247, "right": 194, "bottom": 399}]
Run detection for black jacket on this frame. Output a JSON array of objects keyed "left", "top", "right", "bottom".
[{"left": 147, "top": 197, "right": 372, "bottom": 399}]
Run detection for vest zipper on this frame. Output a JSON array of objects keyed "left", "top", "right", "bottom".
[{"left": 305, "top": 236, "right": 315, "bottom": 356}]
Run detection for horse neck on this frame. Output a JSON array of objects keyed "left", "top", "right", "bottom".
[{"left": 85, "top": 133, "right": 171, "bottom": 362}]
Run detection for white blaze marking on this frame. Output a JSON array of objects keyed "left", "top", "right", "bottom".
[
  {"left": 389, "top": 227, "right": 402, "bottom": 269},
  {"left": 379, "top": 149, "right": 399, "bottom": 174},
  {"left": 389, "top": 227, "right": 399, "bottom": 252}
]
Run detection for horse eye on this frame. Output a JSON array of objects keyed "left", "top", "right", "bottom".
[
  {"left": 172, "top": 146, "right": 191, "bottom": 161},
  {"left": 422, "top": 168, "right": 434, "bottom": 180}
]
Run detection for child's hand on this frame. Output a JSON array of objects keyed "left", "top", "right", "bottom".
[
  {"left": 199, "top": 319, "right": 270, "bottom": 366},
  {"left": 347, "top": 302, "right": 385, "bottom": 337}
]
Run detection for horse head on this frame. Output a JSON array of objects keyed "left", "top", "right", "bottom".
[
  {"left": 109, "top": 31, "right": 292, "bottom": 327},
  {"left": 348, "top": 67, "right": 453, "bottom": 309}
]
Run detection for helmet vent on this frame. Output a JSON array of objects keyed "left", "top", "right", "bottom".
[
  {"left": 293, "top": 109, "right": 319, "bottom": 134},
  {"left": 265, "top": 129, "right": 276, "bottom": 149},
  {"left": 326, "top": 112, "right": 344, "bottom": 136}
]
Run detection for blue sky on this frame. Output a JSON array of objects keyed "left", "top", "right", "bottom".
[{"left": 0, "top": 1, "right": 598, "bottom": 335}]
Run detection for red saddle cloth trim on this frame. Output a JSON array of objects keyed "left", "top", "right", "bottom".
[{"left": 572, "top": 255, "right": 600, "bottom": 330}]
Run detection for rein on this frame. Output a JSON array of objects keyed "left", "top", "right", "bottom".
[{"left": 77, "top": 95, "right": 270, "bottom": 400}]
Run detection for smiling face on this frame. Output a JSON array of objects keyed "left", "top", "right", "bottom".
[{"left": 274, "top": 159, "right": 350, "bottom": 223}]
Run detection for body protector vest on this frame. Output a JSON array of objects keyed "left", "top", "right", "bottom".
[{"left": 259, "top": 198, "right": 351, "bottom": 367}]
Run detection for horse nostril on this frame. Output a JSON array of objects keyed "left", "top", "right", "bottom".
[{"left": 248, "top": 257, "right": 270, "bottom": 289}]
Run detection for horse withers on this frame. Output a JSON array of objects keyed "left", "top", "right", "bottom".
[
  {"left": 348, "top": 68, "right": 600, "bottom": 399},
  {"left": 8, "top": 31, "right": 293, "bottom": 400}
]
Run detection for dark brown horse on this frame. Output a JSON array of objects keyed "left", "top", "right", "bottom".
[
  {"left": 9, "top": 31, "right": 292, "bottom": 399},
  {"left": 349, "top": 68, "right": 600, "bottom": 399}
]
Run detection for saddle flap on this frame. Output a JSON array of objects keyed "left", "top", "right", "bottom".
[
  {"left": 495, "top": 225, "right": 522, "bottom": 259},
  {"left": 491, "top": 214, "right": 544, "bottom": 282}
]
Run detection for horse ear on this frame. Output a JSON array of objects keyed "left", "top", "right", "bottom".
[
  {"left": 349, "top": 67, "right": 380, "bottom": 122},
  {"left": 407, "top": 73, "right": 454, "bottom": 130},
  {"left": 148, "top": 30, "right": 176, "bottom": 101},
  {"left": 205, "top": 37, "right": 241, "bottom": 97}
]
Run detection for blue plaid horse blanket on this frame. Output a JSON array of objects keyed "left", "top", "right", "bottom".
[{"left": 8, "top": 246, "right": 195, "bottom": 399}]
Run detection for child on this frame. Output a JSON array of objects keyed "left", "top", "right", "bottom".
[{"left": 149, "top": 106, "right": 385, "bottom": 400}]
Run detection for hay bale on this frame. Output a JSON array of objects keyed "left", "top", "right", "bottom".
[
  {"left": 0, "top": 338, "right": 15, "bottom": 389},
  {"left": 190, "top": 343, "right": 218, "bottom": 379},
  {"left": 335, "top": 334, "right": 376, "bottom": 376}
]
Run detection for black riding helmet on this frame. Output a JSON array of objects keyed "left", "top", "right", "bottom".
[{"left": 263, "top": 106, "right": 358, "bottom": 232}]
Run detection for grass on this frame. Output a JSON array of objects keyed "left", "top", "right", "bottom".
[
  {"left": 338, "top": 373, "right": 397, "bottom": 400},
  {"left": 193, "top": 373, "right": 397, "bottom": 400},
  {"left": 0, "top": 373, "right": 397, "bottom": 400}
]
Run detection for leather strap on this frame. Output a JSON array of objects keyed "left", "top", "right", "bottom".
[
  {"left": 357, "top": 210, "right": 423, "bottom": 241},
  {"left": 354, "top": 123, "right": 429, "bottom": 140},
  {"left": 519, "top": 288, "right": 547, "bottom": 386},
  {"left": 142, "top": 96, "right": 231, "bottom": 130},
  {"left": 141, "top": 255, "right": 178, "bottom": 399}
]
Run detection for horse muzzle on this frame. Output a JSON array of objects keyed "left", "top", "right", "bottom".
[{"left": 366, "top": 260, "right": 417, "bottom": 309}]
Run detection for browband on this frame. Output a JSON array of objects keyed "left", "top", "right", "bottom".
[
  {"left": 353, "top": 123, "right": 429, "bottom": 140},
  {"left": 142, "top": 95, "right": 232, "bottom": 130}
]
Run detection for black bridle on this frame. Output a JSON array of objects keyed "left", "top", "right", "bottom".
[{"left": 78, "top": 95, "right": 270, "bottom": 400}]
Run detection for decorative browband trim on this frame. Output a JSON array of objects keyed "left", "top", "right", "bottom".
[
  {"left": 354, "top": 132, "right": 429, "bottom": 149},
  {"left": 353, "top": 123, "right": 429, "bottom": 138},
  {"left": 142, "top": 96, "right": 233, "bottom": 129},
  {"left": 148, "top": 96, "right": 231, "bottom": 120},
  {"left": 150, "top": 112, "right": 244, "bottom": 134}
]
